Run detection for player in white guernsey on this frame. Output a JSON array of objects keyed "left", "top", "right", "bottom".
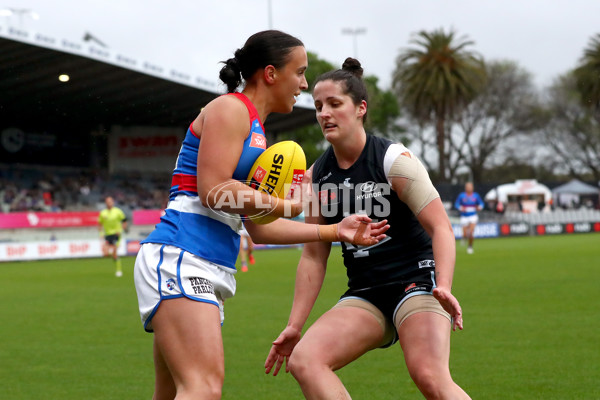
[
  {"left": 133, "top": 33, "right": 388, "bottom": 400},
  {"left": 266, "top": 58, "right": 471, "bottom": 399}
]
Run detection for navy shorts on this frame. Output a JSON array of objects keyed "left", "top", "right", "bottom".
[
  {"left": 340, "top": 268, "right": 437, "bottom": 331},
  {"left": 104, "top": 234, "right": 120, "bottom": 245}
]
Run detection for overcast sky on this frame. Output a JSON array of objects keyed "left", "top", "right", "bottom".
[{"left": 4, "top": 0, "right": 600, "bottom": 91}]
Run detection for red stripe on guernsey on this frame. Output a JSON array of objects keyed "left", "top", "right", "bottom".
[
  {"left": 171, "top": 174, "right": 197, "bottom": 192},
  {"left": 231, "top": 93, "right": 265, "bottom": 134},
  {"left": 189, "top": 122, "right": 199, "bottom": 138}
]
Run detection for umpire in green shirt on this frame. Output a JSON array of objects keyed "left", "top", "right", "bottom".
[{"left": 98, "top": 196, "right": 128, "bottom": 277}]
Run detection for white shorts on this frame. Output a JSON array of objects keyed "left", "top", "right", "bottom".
[
  {"left": 134, "top": 243, "right": 237, "bottom": 332},
  {"left": 460, "top": 214, "right": 479, "bottom": 226}
]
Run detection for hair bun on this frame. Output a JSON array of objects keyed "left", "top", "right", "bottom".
[
  {"left": 226, "top": 57, "right": 241, "bottom": 72},
  {"left": 341, "top": 57, "right": 363, "bottom": 78},
  {"left": 219, "top": 56, "right": 242, "bottom": 93}
]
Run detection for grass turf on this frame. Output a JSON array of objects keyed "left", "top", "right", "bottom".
[{"left": 0, "top": 234, "right": 598, "bottom": 399}]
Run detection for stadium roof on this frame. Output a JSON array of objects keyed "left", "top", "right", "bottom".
[{"left": 0, "top": 27, "right": 317, "bottom": 133}]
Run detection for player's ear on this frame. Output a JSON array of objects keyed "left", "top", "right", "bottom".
[
  {"left": 264, "top": 65, "right": 277, "bottom": 85},
  {"left": 357, "top": 100, "right": 367, "bottom": 119}
]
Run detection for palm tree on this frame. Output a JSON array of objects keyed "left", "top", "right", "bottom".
[
  {"left": 393, "top": 28, "right": 485, "bottom": 180},
  {"left": 574, "top": 33, "right": 600, "bottom": 116}
]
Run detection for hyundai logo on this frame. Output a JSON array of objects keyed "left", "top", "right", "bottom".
[{"left": 359, "top": 181, "right": 378, "bottom": 193}]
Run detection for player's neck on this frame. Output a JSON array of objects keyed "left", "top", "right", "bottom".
[{"left": 332, "top": 130, "right": 366, "bottom": 169}]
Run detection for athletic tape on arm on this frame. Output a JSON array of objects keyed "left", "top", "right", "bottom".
[{"left": 387, "top": 152, "right": 439, "bottom": 215}]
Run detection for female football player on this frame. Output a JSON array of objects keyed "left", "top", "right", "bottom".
[
  {"left": 133, "top": 32, "right": 388, "bottom": 400},
  {"left": 265, "top": 58, "right": 471, "bottom": 399}
]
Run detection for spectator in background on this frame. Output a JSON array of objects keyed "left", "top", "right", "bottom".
[
  {"left": 98, "top": 196, "right": 128, "bottom": 277},
  {"left": 454, "top": 182, "right": 484, "bottom": 254}
]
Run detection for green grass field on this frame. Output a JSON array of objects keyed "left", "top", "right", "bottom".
[{"left": 1, "top": 234, "right": 598, "bottom": 399}]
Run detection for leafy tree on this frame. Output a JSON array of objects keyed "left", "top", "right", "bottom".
[
  {"left": 392, "top": 28, "right": 486, "bottom": 181},
  {"left": 574, "top": 33, "right": 600, "bottom": 115},
  {"left": 452, "top": 60, "right": 543, "bottom": 183},
  {"left": 543, "top": 73, "right": 600, "bottom": 181},
  {"left": 482, "top": 157, "right": 558, "bottom": 183},
  {"left": 363, "top": 75, "right": 404, "bottom": 140}
]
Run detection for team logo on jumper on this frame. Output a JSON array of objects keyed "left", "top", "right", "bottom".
[
  {"left": 189, "top": 277, "right": 215, "bottom": 295},
  {"left": 250, "top": 132, "right": 267, "bottom": 149},
  {"left": 166, "top": 278, "right": 176, "bottom": 291},
  {"left": 343, "top": 177, "right": 351, "bottom": 187}
]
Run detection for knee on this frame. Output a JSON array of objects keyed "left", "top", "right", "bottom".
[
  {"left": 409, "top": 364, "right": 451, "bottom": 400},
  {"left": 288, "top": 345, "right": 324, "bottom": 382},
  {"left": 202, "top": 370, "right": 224, "bottom": 400},
  {"left": 179, "top": 370, "right": 224, "bottom": 400}
]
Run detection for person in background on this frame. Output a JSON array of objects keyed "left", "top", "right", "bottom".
[
  {"left": 98, "top": 195, "right": 128, "bottom": 277},
  {"left": 133, "top": 31, "right": 388, "bottom": 400},
  {"left": 265, "top": 58, "right": 469, "bottom": 400},
  {"left": 454, "top": 182, "right": 484, "bottom": 254}
]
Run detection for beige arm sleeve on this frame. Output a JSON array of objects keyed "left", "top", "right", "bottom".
[{"left": 388, "top": 153, "right": 439, "bottom": 215}]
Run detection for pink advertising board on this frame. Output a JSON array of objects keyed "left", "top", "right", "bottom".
[{"left": 0, "top": 211, "right": 100, "bottom": 229}]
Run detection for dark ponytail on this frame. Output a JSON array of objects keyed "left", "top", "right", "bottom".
[
  {"left": 219, "top": 56, "right": 243, "bottom": 93},
  {"left": 314, "top": 57, "right": 369, "bottom": 122},
  {"left": 219, "top": 30, "right": 304, "bottom": 93}
]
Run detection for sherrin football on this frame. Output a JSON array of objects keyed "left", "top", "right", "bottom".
[{"left": 246, "top": 140, "right": 306, "bottom": 224}]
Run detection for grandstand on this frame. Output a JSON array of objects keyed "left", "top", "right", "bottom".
[{"left": 0, "top": 27, "right": 318, "bottom": 252}]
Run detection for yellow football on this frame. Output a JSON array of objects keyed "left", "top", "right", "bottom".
[{"left": 246, "top": 140, "right": 306, "bottom": 224}]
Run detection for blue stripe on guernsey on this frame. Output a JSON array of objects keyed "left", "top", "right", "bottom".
[
  {"left": 232, "top": 118, "right": 266, "bottom": 180},
  {"left": 142, "top": 92, "right": 265, "bottom": 270}
]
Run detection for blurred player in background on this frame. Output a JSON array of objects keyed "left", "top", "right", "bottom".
[
  {"left": 98, "top": 196, "right": 128, "bottom": 277},
  {"left": 454, "top": 182, "right": 484, "bottom": 254},
  {"left": 238, "top": 225, "right": 255, "bottom": 272}
]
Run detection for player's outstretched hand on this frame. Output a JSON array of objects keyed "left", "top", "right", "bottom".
[
  {"left": 433, "top": 287, "right": 463, "bottom": 331},
  {"left": 338, "top": 215, "right": 389, "bottom": 246},
  {"left": 265, "top": 326, "right": 302, "bottom": 376}
]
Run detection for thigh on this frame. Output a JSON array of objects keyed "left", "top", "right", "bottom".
[
  {"left": 397, "top": 309, "right": 452, "bottom": 373},
  {"left": 152, "top": 297, "right": 224, "bottom": 386},
  {"left": 295, "top": 305, "right": 385, "bottom": 371}
]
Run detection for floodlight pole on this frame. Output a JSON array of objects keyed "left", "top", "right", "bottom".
[
  {"left": 267, "top": 0, "right": 273, "bottom": 29},
  {"left": 341, "top": 27, "right": 367, "bottom": 58}
]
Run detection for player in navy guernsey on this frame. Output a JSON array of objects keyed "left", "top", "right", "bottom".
[
  {"left": 266, "top": 58, "right": 471, "bottom": 399},
  {"left": 133, "top": 32, "right": 388, "bottom": 400}
]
